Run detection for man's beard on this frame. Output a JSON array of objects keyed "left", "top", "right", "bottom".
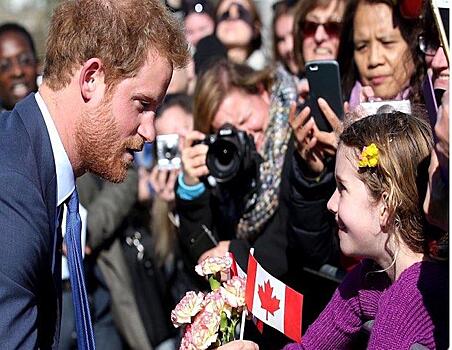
[{"left": 76, "top": 99, "right": 143, "bottom": 183}]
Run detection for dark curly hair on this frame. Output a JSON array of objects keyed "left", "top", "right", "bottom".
[{"left": 337, "top": 0, "right": 424, "bottom": 103}]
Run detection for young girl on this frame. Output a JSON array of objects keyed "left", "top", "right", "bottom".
[{"left": 282, "top": 111, "right": 448, "bottom": 349}]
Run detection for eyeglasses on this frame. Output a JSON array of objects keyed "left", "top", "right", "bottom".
[
  {"left": 0, "top": 52, "right": 36, "bottom": 74},
  {"left": 418, "top": 35, "right": 440, "bottom": 56},
  {"left": 302, "top": 20, "right": 342, "bottom": 37},
  {"left": 217, "top": 2, "right": 254, "bottom": 26}
]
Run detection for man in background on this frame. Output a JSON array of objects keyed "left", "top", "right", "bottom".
[{"left": 0, "top": 22, "right": 39, "bottom": 111}]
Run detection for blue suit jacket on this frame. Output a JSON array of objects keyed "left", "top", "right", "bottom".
[{"left": 0, "top": 94, "right": 61, "bottom": 349}]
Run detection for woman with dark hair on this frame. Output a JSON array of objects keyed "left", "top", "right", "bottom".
[
  {"left": 288, "top": 0, "right": 347, "bottom": 181},
  {"left": 214, "top": 0, "right": 267, "bottom": 70},
  {"left": 182, "top": 0, "right": 216, "bottom": 47},
  {"left": 272, "top": 1, "right": 299, "bottom": 75},
  {"left": 293, "top": 0, "right": 346, "bottom": 76},
  {"left": 337, "top": 0, "right": 423, "bottom": 106}
]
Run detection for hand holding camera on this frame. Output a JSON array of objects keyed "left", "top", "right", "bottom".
[
  {"left": 182, "top": 124, "right": 262, "bottom": 187},
  {"left": 181, "top": 130, "right": 209, "bottom": 186}
]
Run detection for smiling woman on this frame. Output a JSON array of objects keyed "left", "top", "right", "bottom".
[
  {"left": 337, "top": 0, "right": 423, "bottom": 105},
  {"left": 293, "top": 0, "right": 346, "bottom": 75},
  {"left": 0, "top": 23, "right": 38, "bottom": 111}
]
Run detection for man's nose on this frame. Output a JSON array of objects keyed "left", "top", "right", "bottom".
[{"left": 137, "top": 113, "right": 156, "bottom": 142}]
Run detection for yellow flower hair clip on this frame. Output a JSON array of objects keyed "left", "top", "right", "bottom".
[{"left": 358, "top": 143, "right": 379, "bottom": 168}]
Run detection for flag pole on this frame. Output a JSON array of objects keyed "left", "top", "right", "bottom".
[
  {"left": 239, "top": 309, "right": 247, "bottom": 340},
  {"left": 240, "top": 248, "right": 255, "bottom": 340}
]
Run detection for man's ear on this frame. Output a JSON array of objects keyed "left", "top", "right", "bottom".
[
  {"left": 79, "top": 58, "right": 105, "bottom": 103},
  {"left": 379, "top": 192, "right": 391, "bottom": 231}
]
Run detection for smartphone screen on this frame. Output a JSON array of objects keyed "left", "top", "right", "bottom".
[
  {"left": 305, "top": 60, "right": 344, "bottom": 132},
  {"left": 156, "top": 134, "right": 181, "bottom": 170}
]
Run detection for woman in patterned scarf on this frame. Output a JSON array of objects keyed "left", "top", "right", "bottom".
[{"left": 175, "top": 60, "right": 296, "bottom": 279}]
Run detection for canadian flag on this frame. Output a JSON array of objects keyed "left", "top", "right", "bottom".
[
  {"left": 229, "top": 252, "right": 264, "bottom": 333},
  {"left": 245, "top": 253, "right": 303, "bottom": 342}
]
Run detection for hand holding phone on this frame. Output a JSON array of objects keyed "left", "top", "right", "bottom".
[
  {"left": 289, "top": 100, "right": 342, "bottom": 176},
  {"left": 148, "top": 166, "right": 179, "bottom": 202},
  {"left": 305, "top": 60, "right": 344, "bottom": 132}
]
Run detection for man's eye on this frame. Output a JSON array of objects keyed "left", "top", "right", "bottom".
[{"left": 138, "top": 101, "right": 151, "bottom": 112}]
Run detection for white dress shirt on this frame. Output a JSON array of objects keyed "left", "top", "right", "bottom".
[{"left": 35, "top": 92, "right": 87, "bottom": 280}]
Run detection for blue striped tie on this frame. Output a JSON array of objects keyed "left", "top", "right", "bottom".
[{"left": 65, "top": 189, "right": 96, "bottom": 350}]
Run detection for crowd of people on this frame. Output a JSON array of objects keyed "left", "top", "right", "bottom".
[{"left": 0, "top": 0, "right": 448, "bottom": 349}]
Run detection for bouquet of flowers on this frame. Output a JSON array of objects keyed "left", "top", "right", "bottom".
[{"left": 171, "top": 255, "right": 247, "bottom": 350}]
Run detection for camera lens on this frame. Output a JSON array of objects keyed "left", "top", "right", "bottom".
[
  {"left": 207, "top": 139, "right": 241, "bottom": 182},
  {"left": 164, "top": 145, "right": 178, "bottom": 159},
  {"left": 215, "top": 141, "right": 235, "bottom": 165}
]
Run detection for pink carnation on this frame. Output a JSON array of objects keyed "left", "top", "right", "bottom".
[
  {"left": 180, "top": 325, "right": 196, "bottom": 350},
  {"left": 203, "top": 290, "right": 232, "bottom": 318},
  {"left": 220, "top": 276, "right": 246, "bottom": 308},
  {"left": 190, "top": 310, "right": 221, "bottom": 350},
  {"left": 195, "top": 255, "right": 232, "bottom": 276},
  {"left": 171, "top": 291, "right": 204, "bottom": 327}
]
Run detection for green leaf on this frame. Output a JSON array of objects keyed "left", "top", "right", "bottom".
[
  {"left": 209, "top": 275, "right": 221, "bottom": 291},
  {"left": 220, "top": 312, "right": 228, "bottom": 332}
]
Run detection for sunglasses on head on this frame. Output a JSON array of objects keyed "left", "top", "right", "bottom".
[
  {"left": 217, "top": 2, "right": 254, "bottom": 26},
  {"left": 302, "top": 20, "right": 342, "bottom": 37}
]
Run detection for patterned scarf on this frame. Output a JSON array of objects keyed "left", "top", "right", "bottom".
[{"left": 236, "top": 65, "right": 297, "bottom": 240}]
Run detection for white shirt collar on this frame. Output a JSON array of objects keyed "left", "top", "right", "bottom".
[{"left": 35, "top": 92, "right": 75, "bottom": 205}]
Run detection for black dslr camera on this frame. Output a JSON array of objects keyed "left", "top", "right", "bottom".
[{"left": 198, "top": 123, "right": 262, "bottom": 184}]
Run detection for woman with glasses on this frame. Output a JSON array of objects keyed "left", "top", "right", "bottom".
[
  {"left": 280, "top": 0, "right": 347, "bottom": 330},
  {"left": 418, "top": 2, "right": 449, "bottom": 94},
  {"left": 293, "top": 0, "right": 345, "bottom": 76},
  {"left": 214, "top": 0, "right": 266, "bottom": 70}
]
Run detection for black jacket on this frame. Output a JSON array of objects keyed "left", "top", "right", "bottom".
[
  {"left": 176, "top": 143, "right": 292, "bottom": 279},
  {"left": 175, "top": 138, "right": 340, "bottom": 280}
]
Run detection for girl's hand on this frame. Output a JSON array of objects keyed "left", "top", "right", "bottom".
[{"left": 181, "top": 130, "right": 209, "bottom": 186}]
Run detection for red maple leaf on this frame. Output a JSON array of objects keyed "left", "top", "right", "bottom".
[{"left": 258, "top": 280, "right": 280, "bottom": 321}]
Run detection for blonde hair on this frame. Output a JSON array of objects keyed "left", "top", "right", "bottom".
[
  {"left": 340, "top": 111, "right": 433, "bottom": 254},
  {"left": 43, "top": 0, "right": 189, "bottom": 90},
  {"left": 151, "top": 198, "right": 177, "bottom": 267}
]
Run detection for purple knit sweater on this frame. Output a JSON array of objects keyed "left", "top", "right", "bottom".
[{"left": 284, "top": 260, "right": 448, "bottom": 350}]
